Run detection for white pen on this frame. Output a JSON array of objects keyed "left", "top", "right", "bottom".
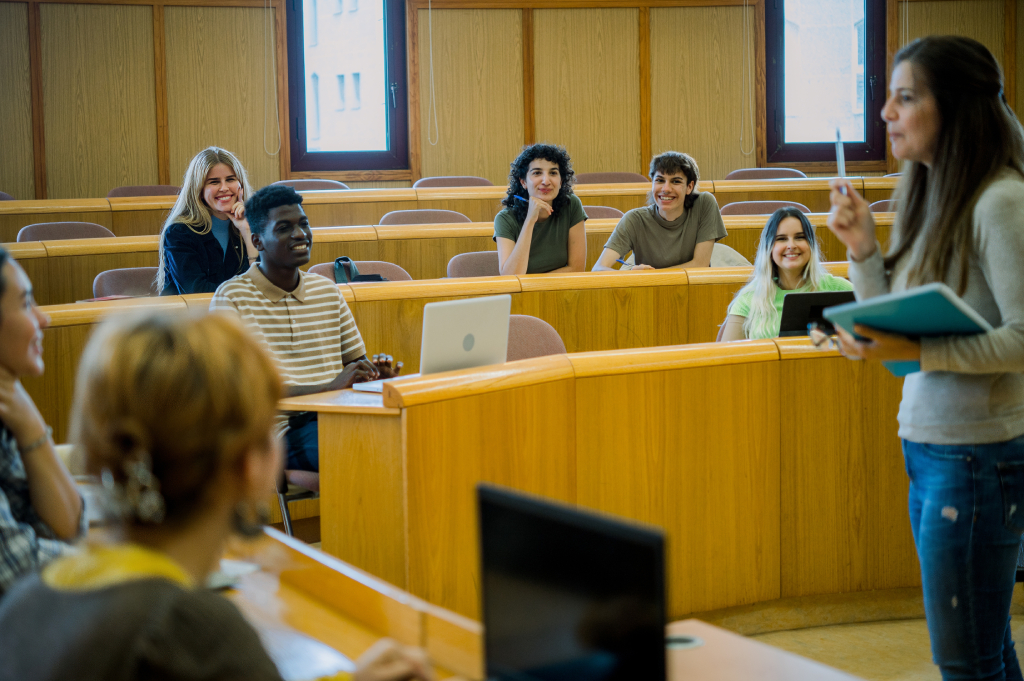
[{"left": 836, "top": 128, "right": 848, "bottom": 195}]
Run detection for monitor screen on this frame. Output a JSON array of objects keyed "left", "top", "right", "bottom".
[{"left": 479, "top": 485, "right": 666, "bottom": 681}]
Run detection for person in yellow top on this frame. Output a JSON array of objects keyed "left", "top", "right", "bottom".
[{"left": 0, "top": 311, "right": 433, "bottom": 681}]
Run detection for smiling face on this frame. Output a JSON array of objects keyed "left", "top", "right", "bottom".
[
  {"left": 519, "top": 158, "right": 562, "bottom": 201},
  {"left": 651, "top": 171, "right": 694, "bottom": 216},
  {"left": 202, "top": 163, "right": 243, "bottom": 218},
  {"left": 882, "top": 61, "right": 941, "bottom": 166},
  {"left": 0, "top": 261, "right": 50, "bottom": 377},
  {"left": 770, "top": 217, "right": 811, "bottom": 278},
  {"left": 252, "top": 203, "right": 312, "bottom": 269}
]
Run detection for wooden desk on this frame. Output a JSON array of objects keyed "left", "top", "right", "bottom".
[
  {"left": 863, "top": 177, "right": 899, "bottom": 205},
  {"left": 0, "top": 198, "right": 112, "bottom": 243},
  {"left": 710, "top": 178, "right": 865, "bottom": 213}
]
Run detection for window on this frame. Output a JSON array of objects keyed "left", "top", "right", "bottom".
[
  {"left": 286, "top": 0, "right": 408, "bottom": 171},
  {"left": 335, "top": 0, "right": 343, "bottom": 15},
  {"left": 765, "top": 0, "right": 886, "bottom": 165}
]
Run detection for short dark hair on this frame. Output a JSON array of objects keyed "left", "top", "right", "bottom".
[
  {"left": 501, "top": 144, "right": 576, "bottom": 224},
  {"left": 245, "top": 185, "right": 304, "bottom": 236},
  {"left": 649, "top": 152, "right": 701, "bottom": 210}
]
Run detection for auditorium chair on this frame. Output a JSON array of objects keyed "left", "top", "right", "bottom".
[
  {"left": 719, "top": 200, "right": 811, "bottom": 216},
  {"left": 413, "top": 176, "right": 493, "bottom": 188},
  {"left": 575, "top": 172, "right": 649, "bottom": 184},
  {"left": 583, "top": 206, "right": 624, "bottom": 219},
  {"left": 308, "top": 260, "right": 413, "bottom": 282},
  {"left": 17, "top": 221, "right": 116, "bottom": 242},
  {"left": 378, "top": 209, "right": 471, "bottom": 225},
  {"left": 710, "top": 243, "right": 752, "bottom": 267},
  {"left": 869, "top": 199, "right": 894, "bottom": 213},
  {"left": 272, "top": 179, "right": 350, "bottom": 191},
  {"left": 507, "top": 315, "right": 566, "bottom": 361},
  {"left": 106, "top": 185, "right": 180, "bottom": 198},
  {"left": 92, "top": 267, "right": 159, "bottom": 298},
  {"left": 276, "top": 469, "right": 319, "bottom": 537},
  {"left": 724, "top": 167, "right": 808, "bottom": 180},
  {"left": 0, "top": 191, "right": 14, "bottom": 201},
  {"left": 884, "top": 172, "right": 902, "bottom": 177},
  {"left": 447, "top": 251, "right": 499, "bottom": 278}
]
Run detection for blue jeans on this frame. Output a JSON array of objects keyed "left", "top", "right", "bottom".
[
  {"left": 904, "top": 436, "right": 1024, "bottom": 681},
  {"left": 285, "top": 413, "right": 319, "bottom": 471}
]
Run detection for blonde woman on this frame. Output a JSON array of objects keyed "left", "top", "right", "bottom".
[
  {"left": 719, "top": 208, "right": 852, "bottom": 340},
  {"left": 158, "top": 147, "right": 259, "bottom": 295}
]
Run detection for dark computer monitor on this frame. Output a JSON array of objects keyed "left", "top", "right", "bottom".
[
  {"left": 779, "top": 290, "right": 857, "bottom": 337},
  {"left": 479, "top": 484, "right": 666, "bottom": 681}
]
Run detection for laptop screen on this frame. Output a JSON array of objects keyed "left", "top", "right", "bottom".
[{"left": 479, "top": 485, "right": 666, "bottom": 681}]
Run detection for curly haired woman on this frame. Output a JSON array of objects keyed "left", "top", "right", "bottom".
[{"left": 493, "top": 144, "right": 587, "bottom": 275}]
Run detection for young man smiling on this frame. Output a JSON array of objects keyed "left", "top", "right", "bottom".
[{"left": 210, "top": 185, "right": 401, "bottom": 472}]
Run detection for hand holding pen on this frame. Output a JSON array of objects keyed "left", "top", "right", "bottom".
[{"left": 514, "top": 194, "right": 553, "bottom": 223}]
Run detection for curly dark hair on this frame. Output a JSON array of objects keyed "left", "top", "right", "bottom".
[
  {"left": 500, "top": 144, "right": 576, "bottom": 225},
  {"left": 245, "top": 184, "right": 304, "bottom": 236}
]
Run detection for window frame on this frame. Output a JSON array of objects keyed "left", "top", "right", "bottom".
[
  {"left": 765, "top": 0, "right": 888, "bottom": 166},
  {"left": 286, "top": 0, "right": 409, "bottom": 172}
]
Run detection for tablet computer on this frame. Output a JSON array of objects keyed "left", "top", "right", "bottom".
[{"left": 779, "top": 290, "right": 856, "bottom": 337}]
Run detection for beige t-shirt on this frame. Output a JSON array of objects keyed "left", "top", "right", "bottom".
[{"left": 603, "top": 192, "right": 727, "bottom": 268}]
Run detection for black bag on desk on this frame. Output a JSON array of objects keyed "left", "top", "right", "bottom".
[{"left": 333, "top": 257, "right": 386, "bottom": 283}]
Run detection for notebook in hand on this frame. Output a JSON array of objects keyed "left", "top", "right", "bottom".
[{"left": 823, "top": 282, "right": 993, "bottom": 377}]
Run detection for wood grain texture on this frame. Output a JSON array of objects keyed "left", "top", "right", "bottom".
[
  {"left": 406, "top": 0, "right": 421, "bottom": 182},
  {"left": 376, "top": 235, "right": 496, "bottom": 280},
  {"left": 165, "top": 6, "right": 281, "bottom": 190},
  {"left": 153, "top": 4, "right": 170, "bottom": 185},
  {"left": 416, "top": 9, "right": 524, "bottom": 186},
  {"left": 533, "top": 8, "right": 641, "bottom": 175},
  {"left": 1018, "top": 0, "right": 1024, "bottom": 113},
  {"left": 0, "top": 209, "right": 113, "bottom": 244},
  {"left": 522, "top": 8, "right": 535, "bottom": 145},
  {"left": 639, "top": 6, "right": 651, "bottom": 167},
  {"left": 29, "top": 1, "right": 46, "bottom": 199},
  {"left": 1006, "top": 0, "right": 1016, "bottom": 111},
  {"left": 42, "top": 251, "right": 158, "bottom": 306},
  {"left": 650, "top": 6, "right": 756, "bottom": 181},
  {"left": 40, "top": 3, "right": 159, "bottom": 199},
  {"left": 0, "top": 2, "right": 34, "bottom": 201},
  {"left": 900, "top": 0, "right": 1005, "bottom": 61}
]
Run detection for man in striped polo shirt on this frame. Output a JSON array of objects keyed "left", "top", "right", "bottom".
[{"left": 210, "top": 185, "right": 401, "bottom": 471}]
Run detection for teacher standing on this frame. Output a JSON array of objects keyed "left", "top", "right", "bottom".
[{"left": 829, "top": 36, "right": 1024, "bottom": 681}]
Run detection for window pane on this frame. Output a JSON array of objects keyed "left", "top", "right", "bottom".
[
  {"left": 784, "top": 0, "right": 866, "bottom": 143},
  {"left": 303, "top": 0, "right": 386, "bottom": 152}
]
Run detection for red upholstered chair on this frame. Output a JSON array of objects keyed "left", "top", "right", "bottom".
[
  {"left": 583, "top": 206, "right": 624, "bottom": 219},
  {"left": 724, "top": 168, "right": 808, "bottom": 180},
  {"left": 272, "top": 179, "right": 350, "bottom": 191},
  {"left": 106, "top": 185, "right": 180, "bottom": 198},
  {"left": 17, "top": 222, "right": 116, "bottom": 242},
  {"left": 308, "top": 260, "right": 412, "bottom": 282},
  {"left": 447, "top": 251, "right": 500, "bottom": 278},
  {"left": 276, "top": 469, "right": 319, "bottom": 537},
  {"left": 413, "top": 176, "right": 493, "bottom": 188},
  {"left": 575, "top": 172, "right": 648, "bottom": 184},
  {"left": 720, "top": 201, "right": 811, "bottom": 216},
  {"left": 378, "top": 209, "right": 470, "bottom": 225},
  {"left": 93, "top": 267, "right": 159, "bottom": 298},
  {"left": 507, "top": 315, "right": 566, "bottom": 362},
  {"left": 869, "top": 199, "right": 895, "bottom": 213},
  {"left": 0, "top": 191, "right": 15, "bottom": 201}
]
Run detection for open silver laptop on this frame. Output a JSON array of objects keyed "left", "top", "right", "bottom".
[{"left": 352, "top": 294, "right": 512, "bottom": 393}]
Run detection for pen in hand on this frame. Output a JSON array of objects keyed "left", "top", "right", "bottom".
[{"left": 836, "top": 128, "right": 848, "bottom": 196}]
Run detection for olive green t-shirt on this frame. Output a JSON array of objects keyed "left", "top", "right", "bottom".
[
  {"left": 728, "top": 273, "right": 854, "bottom": 339},
  {"left": 493, "top": 194, "right": 588, "bottom": 274},
  {"left": 603, "top": 192, "right": 727, "bottom": 268}
]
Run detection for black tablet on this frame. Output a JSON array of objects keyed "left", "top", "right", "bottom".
[{"left": 779, "top": 290, "right": 856, "bottom": 337}]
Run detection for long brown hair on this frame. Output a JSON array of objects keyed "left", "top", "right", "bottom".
[{"left": 887, "top": 36, "right": 1024, "bottom": 293}]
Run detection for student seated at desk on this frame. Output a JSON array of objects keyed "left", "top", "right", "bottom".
[
  {"left": 158, "top": 147, "right": 261, "bottom": 295},
  {"left": 719, "top": 208, "right": 852, "bottom": 341},
  {"left": 494, "top": 144, "right": 587, "bottom": 275},
  {"left": 210, "top": 185, "right": 400, "bottom": 472},
  {"left": 0, "top": 311, "right": 433, "bottom": 681},
  {"left": 592, "top": 152, "right": 726, "bottom": 271},
  {"left": 0, "top": 245, "right": 85, "bottom": 596}
]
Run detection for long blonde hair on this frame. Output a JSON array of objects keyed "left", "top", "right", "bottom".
[
  {"left": 157, "top": 147, "right": 254, "bottom": 292},
  {"left": 733, "top": 208, "right": 828, "bottom": 339}
]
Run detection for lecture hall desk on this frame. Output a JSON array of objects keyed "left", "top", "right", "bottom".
[{"left": 278, "top": 339, "right": 919, "bottom": 622}]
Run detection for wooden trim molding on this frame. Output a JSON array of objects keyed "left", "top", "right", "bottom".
[
  {"left": 1005, "top": 0, "right": 1016, "bottom": 112},
  {"left": 289, "top": 169, "right": 413, "bottom": 182},
  {"left": 275, "top": 3, "right": 290, "bottom": 181},
  {"left": 638, "top": 6, "right": 651, "bottom": 168},
  {"left": 153, "top": 4, "right": 170, "bottom": 185},
  {"left": 754, "top": 0, "right": 766, "bottom": 168},
  {"left": 522, "top": 8, "right": 535, "bottom": 146},
  {"left": 406, "top": 0, "right": 763, "bottom": 7},
  {"left": 28, "top": 1, "right": 46, "bottom": 199},
  {"left": 406, "top": 0, "right": 422, "bottom": 181},
  {"left": 885, "top": 0, "right": 898, "bottom": 174}
]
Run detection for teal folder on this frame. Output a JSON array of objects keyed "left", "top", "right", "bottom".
[{"left": 823, "top": 282, "right": 993, "bottom": 377}]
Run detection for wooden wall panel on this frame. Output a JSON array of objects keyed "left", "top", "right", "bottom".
[
  {"left": 533, "top": 8, "right": 641, "bottom": 176},
  {"left": 1018, "top": 0, "right": 1024, "bottom": 112},
  {"left": 165, "top": 7, "right": 281, "bottom": 191},
  {"left": 0, "top": 3, "right": 34, "bottom": 201},
  {"left": 40, "top": 3, "right": 159, "bottom": 200},
  {"left": 898, "top": 0, "right": 1005, "bottom": 61},
  {"left": 416, "top": 9, "right": 524, "bottom": 186},
  {"left": 651, "top": 6, "right": 755, "bottom": 182}
]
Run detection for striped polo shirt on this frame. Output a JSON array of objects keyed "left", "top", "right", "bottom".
[{"left": 210, "top": 265, "right": 366, "bottom": 414}]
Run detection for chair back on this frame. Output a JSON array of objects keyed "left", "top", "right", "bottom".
[
  {"left": 583, "top": 205, "right": 624, "bottom": 219},
  {"left": 308, "top": 260, "right": 413, "bottom": 282},
  {"left": 413, "top": 176, "right": 493, "bottom": 188},
  {"left": 724, "top": 168, "right": 807, "bottom": 180},
  {"left": 719, "top": 201, "right": 811, "bottom": 216},
  {"left": 446, "top": 251, "right": 500, "bottom": 278},
  {"left": 574, "top": 172, "right": 648, "bottom": 184},
  {"left": 883, "top": 173, "right": 902, "bottom": 178},
  {"left": 379, "top": 209, "right": 470, "bottom": 225},
  {"left": 507, "top": 315, "right": 566, "bottom": 361},
  {"left": 869, "top": 199, "right": 894, "bottom": 213},
  {"left": 273, "top": 179, "right": 351, "bottom": 191},
  {"left": 0, "top": 191, "right": 15, "bottom": 201},
  {"left": 106, "top": 185, "right": 181, "bottom": 198},
  {"left": 92, "top": 267, "right": 159, "bottom": 298},
  {"left": 710, "top": 243, "right": 752, "bottom": 267},
  {"left": 17, "top": 222, "right": 116, "bottom": 242}
]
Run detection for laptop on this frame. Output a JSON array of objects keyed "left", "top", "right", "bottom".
[
  {"left": 478, "top": 484, "right": 666, "bottom": 681},
  {"left": 778, "top": 290, "right": 856, "bottom": 337},
  {"left": 352, "top": 294, "right": 512, "bottom": 393}
]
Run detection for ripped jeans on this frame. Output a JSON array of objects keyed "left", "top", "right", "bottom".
[{"left": 904, "top": 436, "right": 1024, "bottom": 681}]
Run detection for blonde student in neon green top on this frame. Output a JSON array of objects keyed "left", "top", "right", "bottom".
[{"left": 719, "top": 208, "right": 853, "bottom": 341}]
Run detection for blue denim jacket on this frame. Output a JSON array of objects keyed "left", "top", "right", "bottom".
[{"left": 160, "top": 222, "right": 246, "bottom": 295}]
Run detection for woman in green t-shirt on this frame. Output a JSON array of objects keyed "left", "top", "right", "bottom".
[
  {"left": 719, "top": 208, "right": 852, "bottom": 340},
  {"left": 493, "top": 144, "right": 587, "bottom": 275}
]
